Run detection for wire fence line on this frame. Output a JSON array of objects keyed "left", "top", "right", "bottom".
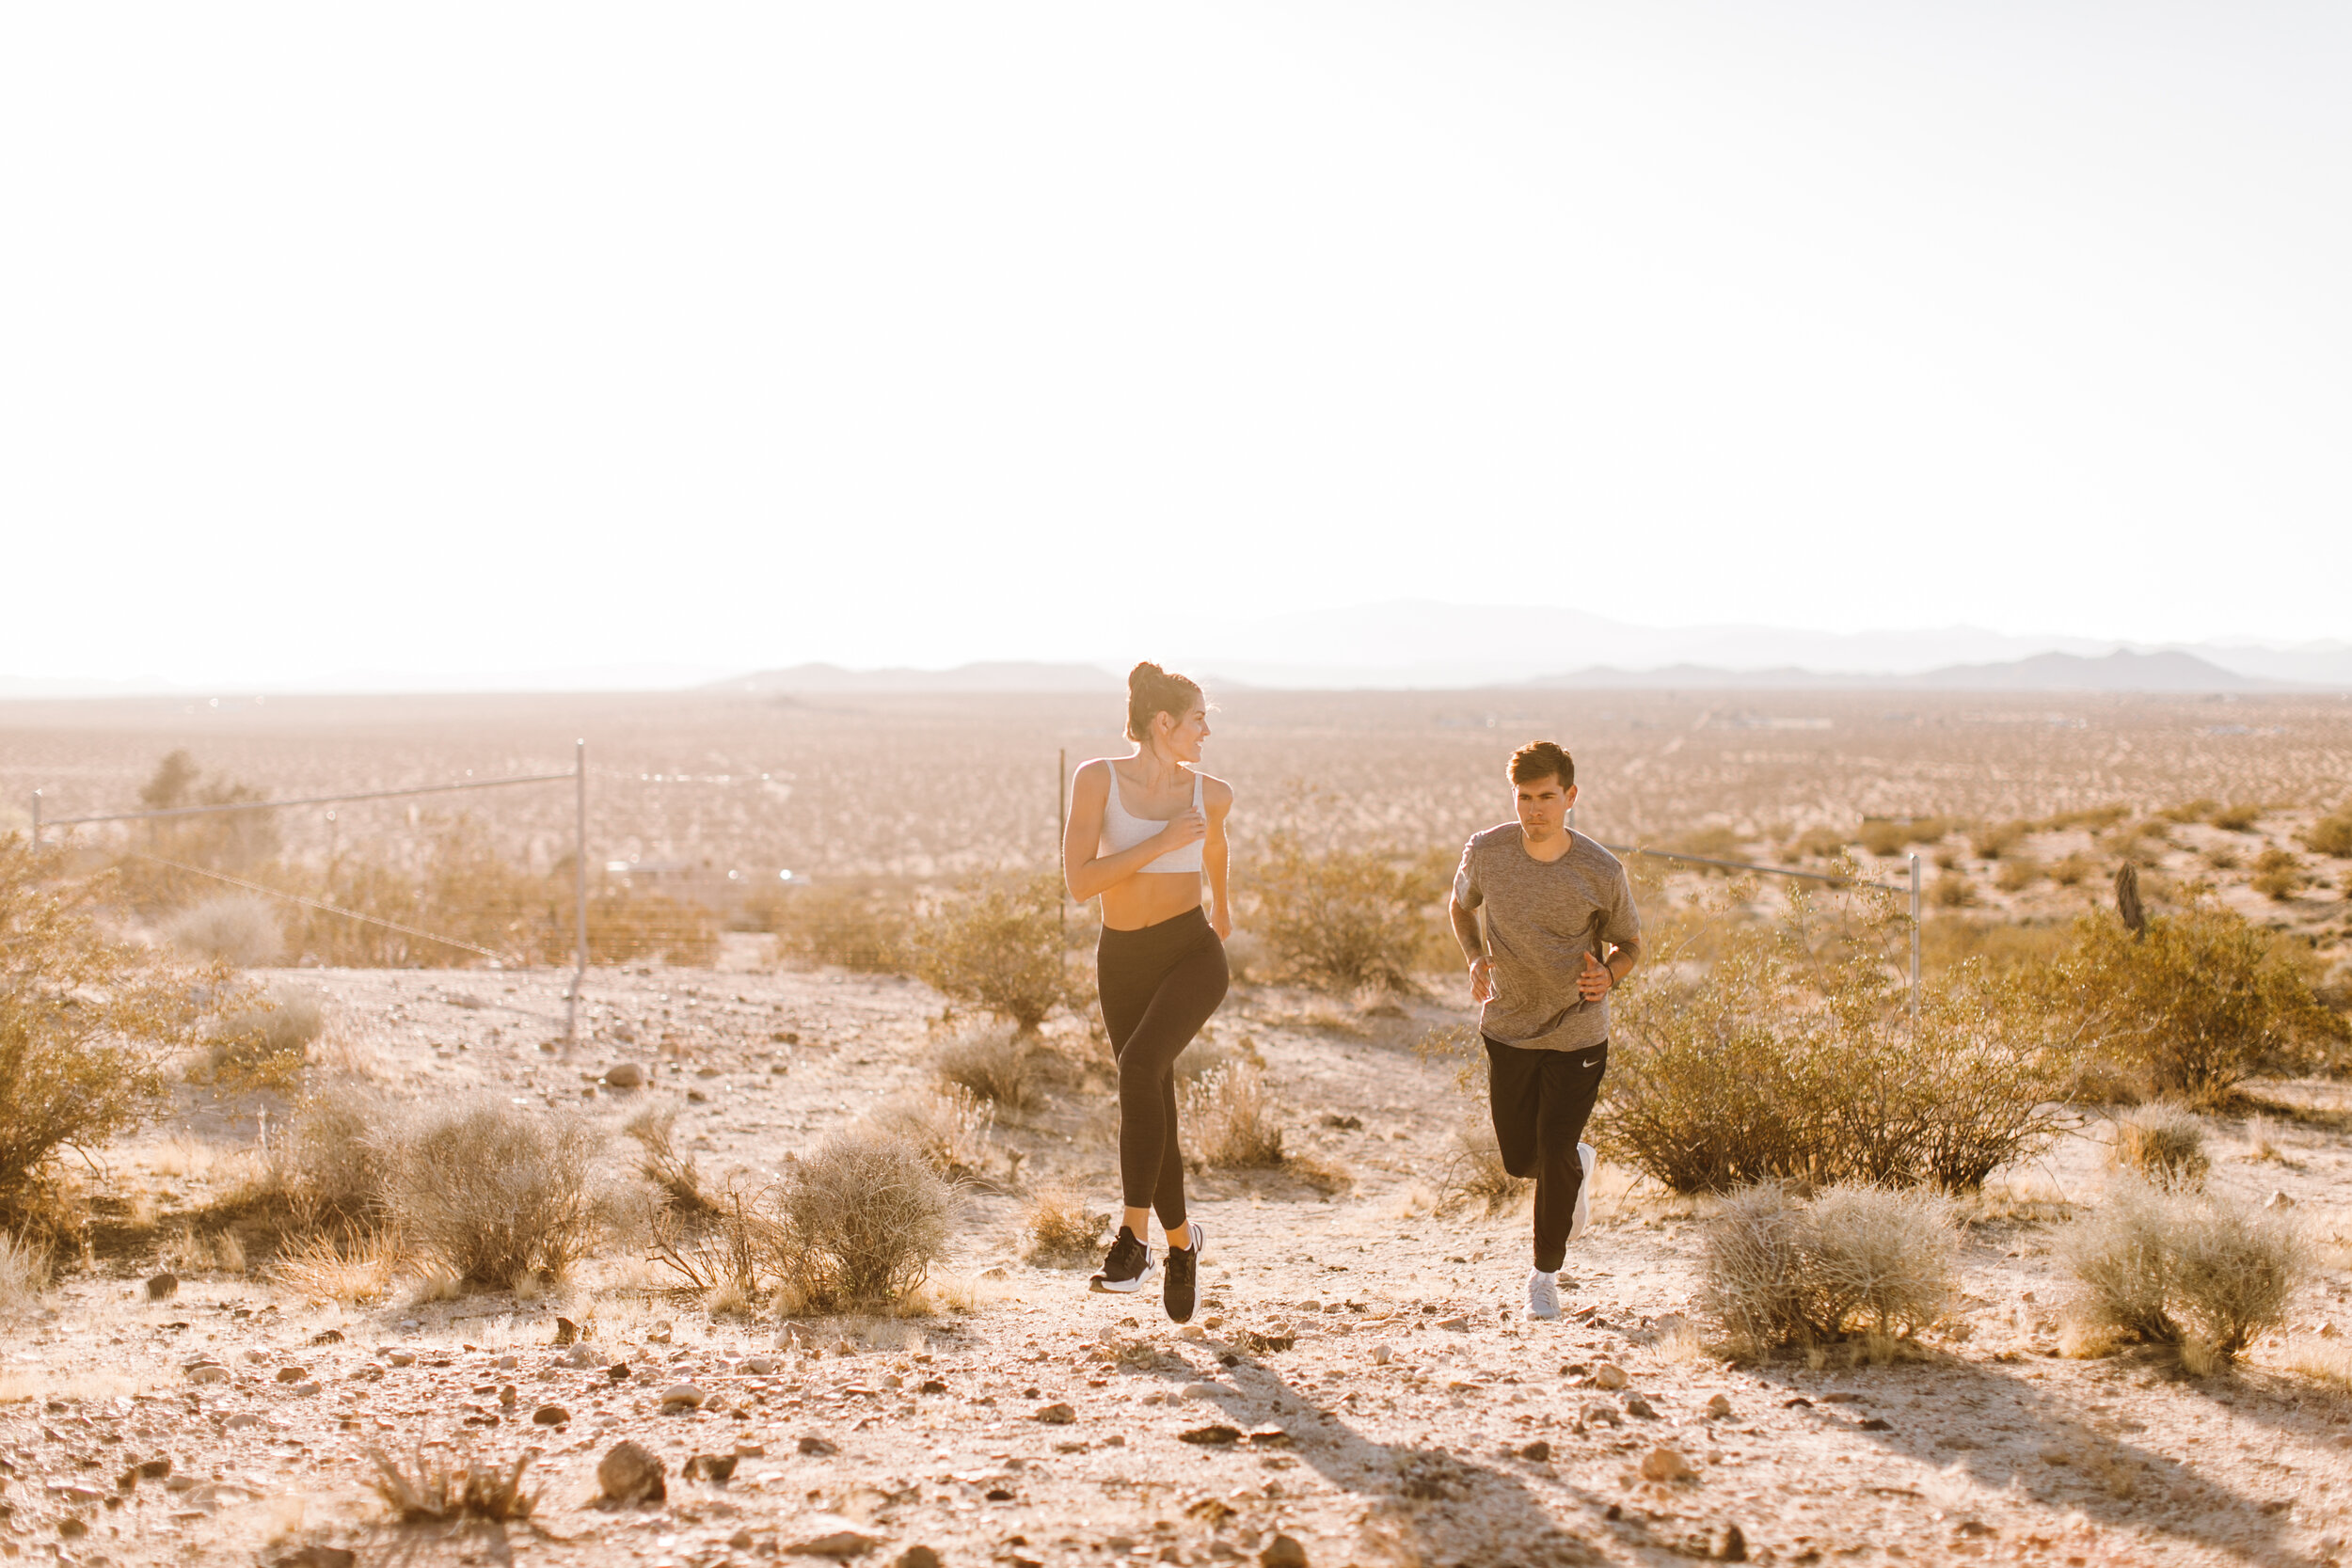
[{"left": 29, "top": 747, "right": 593, "bottom": 1039}]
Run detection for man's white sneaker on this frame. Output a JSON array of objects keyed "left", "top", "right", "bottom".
[
  {"left": 1527, "top": 1268, "right": 1562, "bottom": 1321},
  {"left": 1569, "top": 1141, "right": 1597, "bottom": 1242}
]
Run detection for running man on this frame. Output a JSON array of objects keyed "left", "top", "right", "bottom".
[{"left": 1447, "top": 740, "right": 1642, "bottom": 1320}]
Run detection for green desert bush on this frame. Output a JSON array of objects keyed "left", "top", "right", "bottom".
[
  {"left": 2303, "top": 809, "right": 2352, "bottom": 859},
  {"left": 770, "top": 882, "right": 916, "bottom": 974},
  {"left": 1700, "top": 1181, "right": 1958, "bottom": 1355},
  {"left": 1598, "top": 888, "right": 2075, "bottom": 1193},
  {"left": 2050, "top": 901, "right": 2346, "bottom": 1101},
  {"left": 771, "top": 1127, "right": 955, "bottom": 1308},
  {"left": 1248, "top": 832, "right": 1431, "bottom": 994},
  {"left": 194, "top": 983, "right": 326, "bottom": 1088},
  {"left": 378, "top": 1100, "right": 608, "bottom": 1288},
  {"left": 166, "top": 893, "right": 285, "bottom": 967},
  {"left": 914, "top": 875, "right": 1072, "bottom": 1033},
  {"left": 2108, "top": 1104, "right": 2208, "bottom": 1189},
  {"left": 2061, "top": 1177, "right": 2305, "bottom": 1366},
  {"left": 1, "top": 837, "right": 233, "bottom": 1228}
]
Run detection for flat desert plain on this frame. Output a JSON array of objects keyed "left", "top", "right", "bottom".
[{"left": 2, "top": 689, "right": 2351, "bottom": 1568}]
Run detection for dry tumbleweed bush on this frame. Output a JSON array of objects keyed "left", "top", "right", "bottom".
[
  {"left": 1701, "top": 1180, "right": 1958, "bottom": 1355},
  {"left": 1182, "top": 1062, "right": 1285, "bottom": 1169},
  {"left": 367, "top": 1446, "right": 536, "bottom": 1523},
  {"left": 874, "top": 1085, "right": 997, "bottom": 1184},
  {"left": 2108, "top": 1104, "right": 2209, "bottom": 1189},
  {"left": 1023, "top": 1189, "right": 1108, "bottom": 1265},
  {"left": 375, "top": 1100, "right": 609, "bottom": 1289},
  {"left": 932, "top": 1021, "right": 1051, "bottom": 1111},
  {"left": 2061, "top": 1176, "right": 2306, "bottom": 1366},
  {"left": 771, "top": 1127, "right": 954, "bottom": 1308}
]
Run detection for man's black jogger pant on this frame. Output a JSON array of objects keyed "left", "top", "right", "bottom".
[{"left": 1484, "top": 1036, "right": 1608, "bottom": 1274}]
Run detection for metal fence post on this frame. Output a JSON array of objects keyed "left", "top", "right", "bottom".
[
  {"left": 1909, "top": 852, "right": 1922, "bottom": 1024},
  {"left": 570, "top": 739, "right": 587, "bottom": 1045}
]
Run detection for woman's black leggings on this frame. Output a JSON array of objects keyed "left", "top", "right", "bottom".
[{"left": 1097, "top": 906, "right": 1229, "bottom": 1230}]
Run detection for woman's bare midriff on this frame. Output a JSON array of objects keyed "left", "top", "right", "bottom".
[{"left": 1101, "top": 873, "right": 1203, "bottom": 932}]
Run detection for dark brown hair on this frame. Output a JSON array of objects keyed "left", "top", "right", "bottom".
[
  {"left": 1508, "top": 740, "right": 1575, "bottom": 789},
  {"left": 1126, "top": 662, "right": 1203, "bottom": 744}
]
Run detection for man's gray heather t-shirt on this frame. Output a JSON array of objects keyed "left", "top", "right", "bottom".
[{"left": 1454, "top": 824, "right": 1640, "bottom": 1052}]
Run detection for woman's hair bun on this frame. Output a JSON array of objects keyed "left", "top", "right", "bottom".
[{"left": 1125, "top": 661, "right": 1202, "bottom": 744}]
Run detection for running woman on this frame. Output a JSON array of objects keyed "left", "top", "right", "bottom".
[
  {"left": 1062, "top": 662, "right": 1232, "bottom": 1323},
  {"left": 1447, "top": 740, "right": 1642, "bottom": 1321}
]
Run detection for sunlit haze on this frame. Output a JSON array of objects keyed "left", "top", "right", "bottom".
[{"left": 5, "top": 3, "right": 2348, "bottom": 690}]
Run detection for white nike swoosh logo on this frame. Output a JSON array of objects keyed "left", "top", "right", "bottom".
[{"left": 1582, "top": 1058, "right": 1601, "bottom": 1068}]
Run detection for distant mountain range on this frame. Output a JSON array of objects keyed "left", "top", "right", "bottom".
[{"left": 717, "top": 661, "right": 1121, "bottom": 695}]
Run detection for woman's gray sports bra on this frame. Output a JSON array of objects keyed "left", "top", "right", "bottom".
[{"left": 1098, "top": 765, "right": 1205, "bottom": 874}]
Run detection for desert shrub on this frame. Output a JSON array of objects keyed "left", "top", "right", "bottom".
[
  {"left": 873, "top": 1085, "right": 997, "bottom": 1183},
  {"left": 1786, "top": 826, "right": 1851, "bottom": 863},
  {"left": 914, "top": 875, "right": 1072, "bottom": 1033},
  {"left": 1598, "top": 889, "right": 2074, "bottom": 1193},
  {"left": 932, "top": 1020, "right": 1052, "bottom": 1110},
  {"left": 1856, "top": 816, "right": 1953, "bottom": 858},
  {"left": 367, "top": 1447, "right": 537, "bottom": 1525},
  {"left": 1438, "top": 1125, "right": 1526, "bottom": 1215},
  {"left": 645, "top": 1181, "right": 773, "bottom": 1304},
  {"left": 0, "top": 1230, "right": 53, "bottom": 1313},
  {"left": 771, "top": 883, "right": 916, "bottom": 974},
  {"left": 273, "top": 1079, "right": 400, "bottom": 1227},
  {"left": 1023, "top": 1189, "right": 1108, "bottom": 1265},
  {"left": 2108, "top": 1104, "right": 2208, "bottom": 1188},
  {"left": 2303, "top": 810, "right": 2352, "bottom": 859},
  {"left": 166, "top": 894, "right": 285, "bottom": 966},
  {"left": 1699, "top": 1181, "right": 1957, "bottom": 1354},
  {"left": 578, "top": 886, "right": 720, "bottom": 967},
  {"left": 1919, "top": 917, "right": 2069, "bottom": 977},
  {"left": 2061, "top": 1177, "right": 2306, "bottom": 1364},
  {"left": 2202, "top": 845, "right": 2242, "bottom": 872},
  {"left": 1973, "top": 819, "right": 2033, "bottom": 860},
  {"left": 2250, "top": 847, "right": 2307, "bottom": 901},
  {"left": 771, "top": 1127, "right": 954, "bottom": 1308},
  {"left": 1994, "top": 857, "right": 2043, "bottom": 894},
  {"left": 194, "top": 983, "right": 326, "bottom": 1088},
  {"left": 0, "top": 838, "right": 230, "bottom": 1227},
  {"left": 621, "top": 1106, "right": 713, "bottom": 1216},
  {"left": 2048, "top": 852, "right": 2096, "bottom": 887},
  {"left": 1182, "top": 1061, "right": 1285, "bottom": 1168},
  {"left": 2161, "top": 799, "right": 2220, "bottom": 826},
  {"left": 1931, "top": 872, "right": 1977, "bottom": 909},
  {"left": 2050, "top": 902, "right": 2346, "bottom": 1101},
  {"left": 377, "top": 1100, "right": 608, "bottom": 1287},
  {"left": 2044, "top": 803, "right": 2132, "bottom": 834},
  {"left": 2210, "top": 803, "right": 2263, "bottom": 833},
  {"left": 1248, "top": 833, "right": 1430, "bottom": 994}
]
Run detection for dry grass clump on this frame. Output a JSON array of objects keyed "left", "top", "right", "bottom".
[
  {"left": 2051, "top": 901, "right": 2345, "bottom": 1101},
  {"left": 378, "top": 1100, "right": 608, "bottom": 1289},
  {"left": 2250, "top": 847, "right": 2307, "bottom": 900},
  {"left": 1786, "top": 826, "right": 1851, "bottom": 862},
  {"left": 1437, "top": 1126, "right": 1527, "bottom": 1216},
  {"left": 270, "top": 1227, "right": 398, "bottom": 1306},
  {"left": 932, "top": 1020, "right": 1054, "bottom": 1110},
  {"left": 872, "top": 1085, "right": 996, "bottom": 1183},
  {"left": 771, "top": 1127, "right": 955, "bottom": 1309},
  {"left": 1931, "top": 872, "right": 1977, "bottom": 908},
  {"left": 1857, "top": 816, "right": 1954, "bottom": 858},
  {"left": 1023, "top": 1189, "right": 1108, "bottom": 1265},
  {"left": 1601, "top": 888, "right": 2074, "bottom": 1193},
  {"left": 2060, "top": 1177, "right": 2306, "bottom": 1367},
  {"left": 2108, "top": 1104, "right": 2208, "bottom": 1189},
  {"left": 1994, "top": 856, "right": 2043, "bottom": 893},
  {"left": 914, "top": 875, "right": 1073, "bottom": 1033},
  {"left": 367, "top": 1446, "right": 536, "bottom": 1523},
  {"left": 1700, "top": 1181, "right": 1958, "bottom": 1357},
  {"left": 2209, "top": 802, "right": 2264, "bottom": 833},
  {"left": 1182, "top": 1062, "right": 1285, "bottom": 1169},
  {"left": 1974, "top": 819, "right": 2033, "bottom": 860},
  {"left": 164, "top": 894, "right": 285, "bottom": 966},
  {"left": 0, "top": 1230, "right": 53, "bottom": 1314},
  {"left": 1248, "top": 832, "right": 1433, "bottom": 995},
  {"left": 621, "top": 1106, "right": 713, "bottom": 1217},
  {"left": 270, "top": 1079, "right": 401, "bottom": 1227},
  {"left": 2048, "top": 852, "right": 2097, "bottom": 886}
]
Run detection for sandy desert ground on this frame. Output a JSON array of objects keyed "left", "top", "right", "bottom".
[{"left": 8, "top": 944, "right": 2352, "bottom": 1568}]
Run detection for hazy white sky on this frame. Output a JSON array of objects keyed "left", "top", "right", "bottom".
[{"left": 5, "top": 2, "right": 2346, "bottom": 686}]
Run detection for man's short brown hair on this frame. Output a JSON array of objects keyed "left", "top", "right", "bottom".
[{"left": 1508, "top": 740, "right": 1575, "bottom": 789}]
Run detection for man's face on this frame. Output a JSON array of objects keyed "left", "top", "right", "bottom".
[{"left": 1515, "top": 773, "right": 1577, "bottom": 838}]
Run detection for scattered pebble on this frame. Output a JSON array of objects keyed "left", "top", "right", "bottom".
[{"left": 596, "top": 1440, "right": 666, "bottom": 1506}]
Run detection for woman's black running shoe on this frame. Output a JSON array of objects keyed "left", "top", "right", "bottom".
[
  {"left": 1163, "top": 1221, "right": 1204, "bottom": 1323},
  {"left": 1089, "top": 1227, "right": 1153, "bottom": 1294}
]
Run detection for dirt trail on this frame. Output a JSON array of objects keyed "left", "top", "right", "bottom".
[{"left": 8, "top": 955, "right": 2352, "bottom": 1568}]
